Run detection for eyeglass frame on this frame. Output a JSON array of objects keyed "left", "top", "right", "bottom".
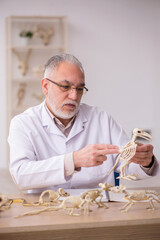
[{"left": 46, "top": 78, "right": 88, "bottom": 95}]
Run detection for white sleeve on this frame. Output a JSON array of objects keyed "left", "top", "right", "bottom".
[
  {"left": 8, "top": 118, "right": 68, "bottom": 190},
  {"left": 64, "top": 152, "right": 75, "bottom": 176}
]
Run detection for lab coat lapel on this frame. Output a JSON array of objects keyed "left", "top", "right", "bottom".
[
  {"left": 41, "top": 102, "right": 64, "bottom": 137},
  {"left": 67, "top": 107, "right": 87, "bottom": 141}
]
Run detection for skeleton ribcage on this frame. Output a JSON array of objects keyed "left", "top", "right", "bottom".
[{"left": 120, "top": 144, "right": 137, "bottom": 161}]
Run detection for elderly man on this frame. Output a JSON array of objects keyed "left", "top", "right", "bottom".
[{"left": 8, "top": 54, "right": 159, "bottom": 192}]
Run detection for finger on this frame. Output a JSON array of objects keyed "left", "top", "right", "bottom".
[
  {"left": 136, "top": 144, "right": 153, "bottom": 152},
  {"left": 132, "top": 150, "right": 153, "bottom": 159},
  {"left": 130, "top": 157, "right": 152, "bottom": 166},
  {"left": 98, "top": 148, "right": 120, "bottom": 156},
  {"left": 130, "top": 152, "right": 153, "bottom": 164},
  {"left": 96, "top": 144, "right": 119, "bottom": 150}
]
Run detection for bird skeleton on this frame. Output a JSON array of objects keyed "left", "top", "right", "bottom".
[{"left": 108, "top": 128, "right": 152, "bottom": 180}]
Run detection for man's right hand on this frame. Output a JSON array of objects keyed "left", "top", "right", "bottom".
[{"left": 73, "top": 144, "right": 120, "bottom": 168}]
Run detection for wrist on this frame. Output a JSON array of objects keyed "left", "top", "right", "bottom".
[
  {"left": 73, "top": 151, "right": 81, "bottom": 169},
  {"left": 142, "top": 156, "right": 154, "bottom": 168}
]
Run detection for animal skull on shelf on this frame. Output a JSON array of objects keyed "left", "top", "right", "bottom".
[
  {"left": 34, "top": 26, "right": 54, "bottom": 46},
  {"left": 16, "top": 83, "right": 26, "bottom": 107},
  {"left": 12, "top": 48, "right": 32, "bottom": 76}
]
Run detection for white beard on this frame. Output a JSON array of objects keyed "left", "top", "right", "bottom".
[{"left": 47, "top": 98, "right": 79, "bottom": 119}]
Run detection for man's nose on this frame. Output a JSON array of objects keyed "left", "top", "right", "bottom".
[{"left": 68, "top": 88, "right": 78, "bottom": 100}]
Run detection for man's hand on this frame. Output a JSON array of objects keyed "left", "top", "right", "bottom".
[
  {"left": 73, "top": 144, "right": 120, "bottom": 168},
  {"left": 130, "top": 143, "right": 154, "bottom": 167}
]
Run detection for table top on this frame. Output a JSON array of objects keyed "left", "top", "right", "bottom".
[{"left": 0, "top": 191, "right": 160, "bottom": 235}]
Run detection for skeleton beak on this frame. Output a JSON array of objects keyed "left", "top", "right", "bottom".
[{"left": 138, "top": 131, "right": 152, "bottom": 141}]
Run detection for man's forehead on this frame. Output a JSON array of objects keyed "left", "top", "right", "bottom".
[
  {"left": 54, "top": 62, "right": 85, "bottom": 80},
  {"left": 60, "top": 79, "right": 85, "bottom": 86}
]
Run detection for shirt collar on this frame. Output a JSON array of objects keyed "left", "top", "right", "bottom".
[{"left": 44, "top": 101, "right": 76, "bottom": 129}]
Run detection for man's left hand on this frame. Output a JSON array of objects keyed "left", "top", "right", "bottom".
[{"left": 130, "top": 143, "right": 154, "bottom": 167}]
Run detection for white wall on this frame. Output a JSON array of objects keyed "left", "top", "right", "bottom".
[{"left": 0, "top": 0, "right": 159, "bottom": 186}]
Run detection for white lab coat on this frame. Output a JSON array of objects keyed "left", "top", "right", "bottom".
[{"left": 8, "top": 102, "right": 158, "bottom": 192}]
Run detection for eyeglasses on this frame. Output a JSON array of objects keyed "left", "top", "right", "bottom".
[{"left": 46, "top": 78, "right": 88, "bottom": 95}]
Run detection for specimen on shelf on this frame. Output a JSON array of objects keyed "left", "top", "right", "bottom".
[{"left": 12, "top": 48, "right": 32, "bottom": 76}]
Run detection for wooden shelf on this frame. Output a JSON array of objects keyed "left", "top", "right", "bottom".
[
  {"left": 6, "top": 15, "right": 68, "bottom": 161},
  {"left": 11, "top": 45, "right": 65, "bottom": 50}
]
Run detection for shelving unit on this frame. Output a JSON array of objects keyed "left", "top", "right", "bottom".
[{"left": 6, "top": 15, "right": 68, "bottom": 127}]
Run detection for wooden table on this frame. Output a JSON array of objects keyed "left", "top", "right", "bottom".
[{"left": 0, "top": 191, "right": 160, "bottom": 240}]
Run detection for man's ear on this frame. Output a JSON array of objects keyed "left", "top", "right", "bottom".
[{"left": 41, "top": 78, "right": 49, "bottom": 95}]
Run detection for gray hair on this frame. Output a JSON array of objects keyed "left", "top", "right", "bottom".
[{"left": 44, "top": 53, "right": 85, "bottom": 78}]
